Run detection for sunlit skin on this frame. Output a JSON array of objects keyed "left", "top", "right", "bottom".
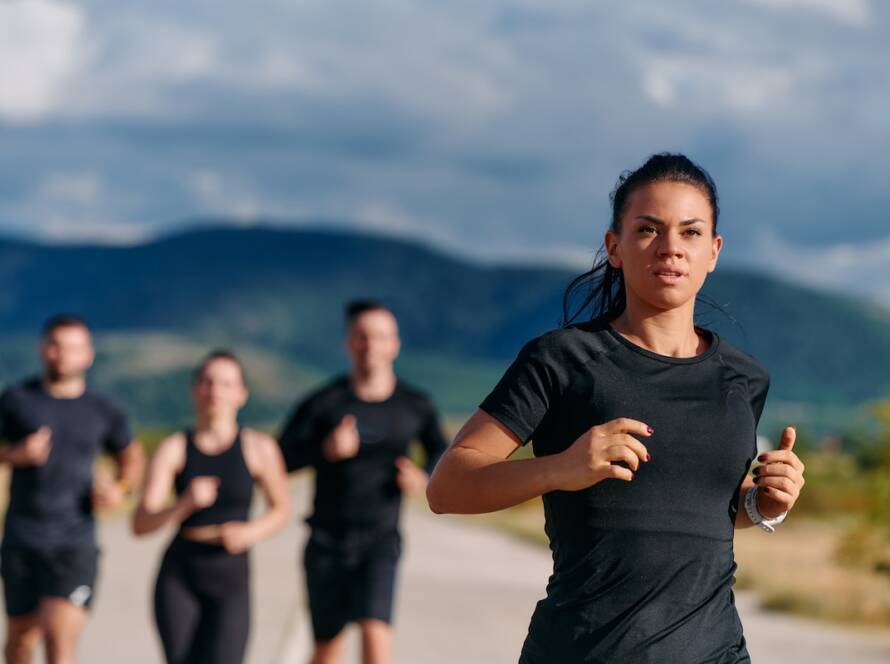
[
  {"left": 132, "top": 355, "right": 291, "bottom": 554},
  {"left": 131, "top": 354, "right": 290, "bottom": 663},
  {"left": 606, "top": 180, "right": 722, "bottom": 357},
  {"left": 428, "top": 179, "right": 803, "bottom": 527},
  {"left": 605, "top": 181, "right": 802, "bottom": 517}
]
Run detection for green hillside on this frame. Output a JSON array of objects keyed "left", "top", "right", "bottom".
[{"left": 1, "top": 225, "right": 888, "bottom": 435}]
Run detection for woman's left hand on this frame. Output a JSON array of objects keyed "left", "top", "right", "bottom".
[
  {"left": 753, "top": 426, "right": 805, "bottom": 518},
  {"left": 219, "top": 521, "right": 255, "bottom": 554}
]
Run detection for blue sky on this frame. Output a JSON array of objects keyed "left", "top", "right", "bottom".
[{"left": 1, "top": 0, "right": 888, "bottom": 302}]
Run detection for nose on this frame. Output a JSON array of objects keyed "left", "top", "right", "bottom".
[{"left": 657, "top": 230, "right": 685, "bottom": 258}]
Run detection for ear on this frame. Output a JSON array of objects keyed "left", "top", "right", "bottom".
[
  {"left": 85, "top": 345, "right": 96, "bottom": 370},
  {"left": 707, "top": 234, "right": 723, "bottom": 273},
  {"left": 605, "top": 230, "right": 621, "bottom": 268}
]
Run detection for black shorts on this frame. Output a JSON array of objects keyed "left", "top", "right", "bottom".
[
  {"left": 1, "top": 544, "right": 99, "bottom": 616},
  {"left": 303, "top": 527, "right": 402, "bottom": 641}
]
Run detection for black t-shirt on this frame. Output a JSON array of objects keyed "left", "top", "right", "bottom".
[
  {"left": 0, "top": 378, "right": 132, "bottom": 551},
  {"left": 479, "top": 320, "right": 768, "bottom": 664},
  {"left": 278, "top": 376, "right": 447, "bottom": 535}
]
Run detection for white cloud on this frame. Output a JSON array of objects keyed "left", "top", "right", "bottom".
[
  {"left": 745, "top": 0, "right": 872, "bottom": 27},
  {"left": 39, "top": 172, "right": 103, "bottom": 206},
  {"left": 641, "top": 57, "right": 796, "bottom": 113},
  {"left": 0, "top": 2, "right": 520, "bottom": 128},
  {"left": 0, "top": 0, "right": 87, "bottom": 122},
  {"left": 187, "top": 169, "right": 263, "bottom": 221},
  {"left": 185, "top": 169, "right": 312, "bottom": 222},
  {"left": 0, "top": 0, "right": 887, "bottom": 296},
  {"left": 10, "top": 170, "right": 143, "bottom": 244},
  {"left": 225, "top": 3, "right": 519, "bottom": 127},
  {"left": 34, "top": 219, "right": 150, "bottom": 245},
  {"left": 751, "top": 229, "right": 890, "bottom": 306},
  {"left": 641, "top": 72, "right": 677, "bottom": 108}
]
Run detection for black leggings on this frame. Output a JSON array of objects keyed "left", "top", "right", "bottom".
[{"left": 153, "top": 537, "right": 250, "bottom": 664}]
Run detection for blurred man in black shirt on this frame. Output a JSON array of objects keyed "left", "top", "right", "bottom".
[
  {"left": 0, "top": 315, "right": 144, "bottom": 664},
  {"left": 279, "top": 300, "right": 447, "bottom": 664}
]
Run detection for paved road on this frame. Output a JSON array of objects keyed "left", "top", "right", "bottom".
[{"left": 4, "top": 483, "right": 889, "bottom": 663}]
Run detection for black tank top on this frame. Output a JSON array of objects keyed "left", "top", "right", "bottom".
[{"left": 175, "top": 429, "right": 254, "bottom": 528}]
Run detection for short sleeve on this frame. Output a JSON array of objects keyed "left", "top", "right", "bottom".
[
  {"left": 416, "top": 395, "right": 448, "bottom": 473},
  {"left": 278, "top": 396, "right": 327, "bottom": 471},
  {"left": 478, "top": 336, "right": 562, "bottom": 445},
  {"left": 103, "top": 401, "right": 133, "bottom": 454},
  {"left": 748, "top": 366, "right": 770, "bottom": 429}
]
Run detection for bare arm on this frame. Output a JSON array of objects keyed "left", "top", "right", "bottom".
[
  {"left": 235, "top": 428, "right": 292, "bottom": 547},
  {"left": 114, "top": 441, "right": 145, "bottom": 492},
  {"left": 427, "top": 410, "right": 651, "bottom": 515},
  {"left": 93, "top": 440, "right": 147, "bottom": 511},
  {"left": 131, "top": 433, "right": 204, "bottom": 535}
]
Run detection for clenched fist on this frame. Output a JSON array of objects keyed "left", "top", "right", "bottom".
[
  {"left": 552, "top": 418, "right": 652, "bottom": 491},
  {"left": 395, "top": 457, "right": 428, "bottom": 496},
  {"left": 6, "top": 427, "right": 52, "bottom": 467},
  {"left": 323, "top": 415, "right": 360, "bottom": 462},
  {"left": 184, "top": 475, "right": 220, "bottom": 510},
  {"left": 753, "top": 426, "right": 805, "bottom": 518}
]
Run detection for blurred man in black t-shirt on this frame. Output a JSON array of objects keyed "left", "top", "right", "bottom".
[
  {"left": 0, "top": 315, "right": 144, "bottom": 664},
  {"left": 279, "top": 300, "right": 447, "bottom": 664}
]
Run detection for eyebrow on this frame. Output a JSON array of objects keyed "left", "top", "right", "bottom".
[{"left": 635, "top": 215, "right": 707, "bottom": 226}]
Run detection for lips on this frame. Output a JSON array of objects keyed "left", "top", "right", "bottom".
[{"left": 653, "top": 267, "right": 686, "bottom": 283}]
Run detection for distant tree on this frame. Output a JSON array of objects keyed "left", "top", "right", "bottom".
[{"left": 870, "top": 400, "right": 890, "bottom": 529}]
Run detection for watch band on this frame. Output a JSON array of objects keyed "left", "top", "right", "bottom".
[{"left": 744, "top": 485, "right": 787, "bottom": 533}]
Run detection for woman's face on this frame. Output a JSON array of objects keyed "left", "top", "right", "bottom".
[
  {"left": 192, "top": 358, "right": 248, "bottom": 419},
  {"left": 606, "top": 180, "right": 722, "bottom": 314}
]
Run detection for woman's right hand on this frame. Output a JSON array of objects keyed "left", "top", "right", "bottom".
[
  {"left": 553, "top": 418, "right": 652, "bottom": 491},
  {"left": 185, "top": 476, "right": 220, "bottom": 510}
]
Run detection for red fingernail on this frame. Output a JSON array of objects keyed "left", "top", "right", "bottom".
[
  {"left": 758, "top": 454, "right": 767, "bottom": 462},
  {"left": 647, "top": 427, "right": 654, "bottom": 434},
  {"left": 646, "top": 454, "right": 651, "bottom": 462}
]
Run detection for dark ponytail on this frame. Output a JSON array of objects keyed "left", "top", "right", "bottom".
[{"left": 562, "top": 153, "right": 720, "bottom": 326}]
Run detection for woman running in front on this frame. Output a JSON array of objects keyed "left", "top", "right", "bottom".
[
  {"left": 427, "top": 153, "right": 806, "bottom": 663},
  {"left": 132, "top": 350, "right": 291, "bottom": 664}
]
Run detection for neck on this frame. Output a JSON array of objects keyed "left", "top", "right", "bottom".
[
  {"left": 42, "top": 373, "right": 86, "bottom": 399},
  {"left": 350, "top": 366, "right": 397, "bottom": 402},
  {"left": 195, "top": 413, "right": 240, "bottom": 443},
  {"left": 611, "top": 296, "right": 704, "bottom": 358}
]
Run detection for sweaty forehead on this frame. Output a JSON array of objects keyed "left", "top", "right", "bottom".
[{"left": 623, "top": 181, "right": 713, "bottom": 224}]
